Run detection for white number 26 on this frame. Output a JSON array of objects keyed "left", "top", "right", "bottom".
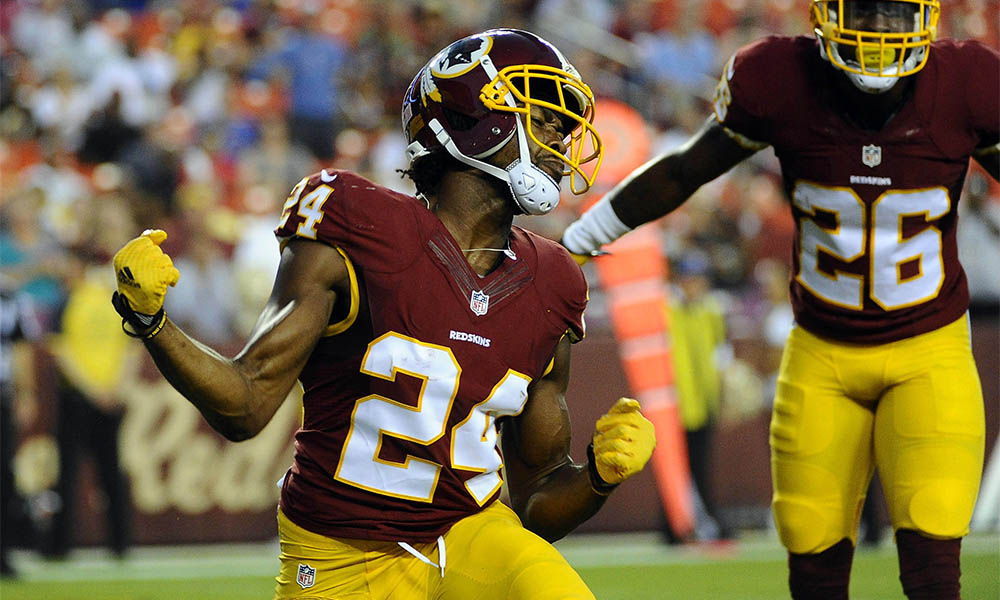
[{"left": 793, "top": 182, "right": 949, "bottom": 311}]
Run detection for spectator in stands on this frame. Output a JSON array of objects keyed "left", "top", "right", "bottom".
[
  {"left": 28, "top": 67, "right": 92, "bottom": 151},
  {"left": 163, "top": 219, "right": 240, "bottom": 346},
  {"left": 246, "top": 10, "right": 347, "bottom": 161},
  {"left": 236, "top": 115, "right": 317, "bottom": 204},
  {"left": 0, "top": 187, "right": 69, "bottom": 329},
  {"left": 635, "top": 0, "right": 719, "bottom": 123}
]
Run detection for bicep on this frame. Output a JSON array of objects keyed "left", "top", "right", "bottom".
[
  {"left": 611, "top": 116, "right": 758, "bottom": 228},
  {"left": 501, "top": 337, "right": 574, "bottom": 497},
  {"left": 231, "top": 238, "right": 348, "bottom": 402},
  {"left": 678, "top": 116, "right": 761, "bottom": 183}
]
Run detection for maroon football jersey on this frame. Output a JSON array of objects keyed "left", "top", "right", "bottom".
[
  {"left": 272, "top": 170, "right": 587, "bottom": 542},
  {"left": 714, "top": 36, "right": 999, "bottom": 343}
]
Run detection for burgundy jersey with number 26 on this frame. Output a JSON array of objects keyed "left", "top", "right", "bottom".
[{"left": 714, "top": 36, "right": 999, "bottom": 343}]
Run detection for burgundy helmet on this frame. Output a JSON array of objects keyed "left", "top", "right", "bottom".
[{"left": 402, "top": 28, "right": 604, "bottom": 215}]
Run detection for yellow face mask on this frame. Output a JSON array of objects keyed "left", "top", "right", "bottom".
[
  {"left": 480, "top": 63, "right": 604, "bottom": 195},
  {"left": 811, "top": 0, "right": 940, "bottom": 91}
]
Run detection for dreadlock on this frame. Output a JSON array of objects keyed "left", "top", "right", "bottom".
[{"left": 398, "top": 150, "right": 469, "bottom": 198}]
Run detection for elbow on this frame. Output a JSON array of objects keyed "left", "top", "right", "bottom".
[
  {"left": 516, "top": 498, "right": 571, "bottom": 543},
  {"left": 199, "top": 385, "right": 279, "bottom": 442},
  {"left": 219, "top": 426, "right": 258, "bottom": 443},
  {"left": 204, "top": 412, "right": 264, "bottom": 442},
  {"left": 521, "top": 516, "right": 569, "bottom": 543}
]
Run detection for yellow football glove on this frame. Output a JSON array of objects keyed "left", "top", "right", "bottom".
[
  {"left": 560, "top": 242, "right": 610, "bottom": 267},
  {"left": 112, "top": 230, "right": 179, "bottom": 337},
  {"left": 589, "top": 398, "right": 655, "bottom": 493}
]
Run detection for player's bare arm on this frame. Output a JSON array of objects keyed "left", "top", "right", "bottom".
[
  {"left": 500, "top": 336, "right": 605, "bottom": 542},
  {"left": 613, "top": 117, "right": 758, "bottom": 228},
  {"left": 562, "top": 116, "right": 757, "bottom": 257},
  {"left": 116, "top": 233, "right": 348, "bottom": 441},
  {"left": 501, "top": 336, "right": 654, "bottom": 542}
]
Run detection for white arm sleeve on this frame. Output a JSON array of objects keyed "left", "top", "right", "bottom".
[{"left": 561, "top": 197, "right": 633, "bottom": 255}]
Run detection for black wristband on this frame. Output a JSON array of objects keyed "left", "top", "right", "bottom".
[
  {"left": 586, "top": 442, "right": 619, "bottom": 496},
  {"left": 112, "top": 292, "right": 167, "bottom": 340}
]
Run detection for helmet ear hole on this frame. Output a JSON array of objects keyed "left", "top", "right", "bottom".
[{"left": 441, "top": 107, "right": 479, "bottom": 131}]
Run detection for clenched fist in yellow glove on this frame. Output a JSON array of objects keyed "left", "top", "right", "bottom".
[
  {"left": 588, "top": 398, "right": 655, "bottom": 494},
  {"left": 111, "top": 229, "right": 180, "bottom": 339}
]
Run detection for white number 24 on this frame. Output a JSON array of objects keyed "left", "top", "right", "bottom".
[
  {"left": 793, "top": 182, "right": 949, "bottom": 310},
  {"left": 334, "top": 333, "right": 531, "bottom": 505}
]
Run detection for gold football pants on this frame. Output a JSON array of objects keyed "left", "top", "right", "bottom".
[
  {"left": 273, "top": 500, "right": 594, "bottom": 599},
  {"left": 770, "top": 314, "right": 984, "bottom": 554}
]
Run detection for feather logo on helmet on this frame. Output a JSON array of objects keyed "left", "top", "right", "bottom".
[{"left": 432, "top": 36, "right": 492, "bottom": 78}]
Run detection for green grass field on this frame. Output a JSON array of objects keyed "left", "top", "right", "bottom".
[{"left": 1, "top": 531, "right": 996, "bottom": 599}]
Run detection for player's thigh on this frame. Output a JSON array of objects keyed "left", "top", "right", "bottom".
[
  {"left": 875, "top": 318, "right": 985, "bottom": 538},
  {"left": 439, "top": 501, "right": 594, "bottom": 600},
  {"left": 769, "top": 327, "right": 876, "bottom": 554},
  {"left": 273, "top": 509, "right": 434, "bottom": 600}
]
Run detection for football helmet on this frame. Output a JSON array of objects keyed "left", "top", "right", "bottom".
[
  {"left": 811, "top": 0, "right": 940, "bottom": 93},
  {"left": 402, "top": 28, "right": 603, "bottom": 215}
]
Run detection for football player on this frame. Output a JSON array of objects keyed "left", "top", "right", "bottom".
[
  {"left": 111, "top": 29, "right": 655, "bottom": 600},
  {"left": 562, "top": 1, "right": 998, "bottom": 599}
]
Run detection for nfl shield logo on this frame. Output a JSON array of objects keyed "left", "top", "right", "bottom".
[
  {"left": 470, "top": 290, "right": 490, "bottom": 316},
  {"left": 862, "top": 144, "right": 882, "bottom": 168},
  {"left": 296, "top": 563, "right": 316, "bottom": 589}
]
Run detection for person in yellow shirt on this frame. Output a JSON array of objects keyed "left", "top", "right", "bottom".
[
  {"left": 665, "top": 249, "right": 734, "bottom": 542},
  {"left": 43, "top": 250, "right": 139, "bottom": 559}
]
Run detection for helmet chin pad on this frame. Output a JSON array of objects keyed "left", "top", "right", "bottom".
[
  {"left": 819, "top": 41, "right": 905, "bottom": 94},
  {"left": 847, "top": 71, "right": 900, "bottom": 94},
  {"left": 506, "top": 159, "right": 560, "bottom": 215}
]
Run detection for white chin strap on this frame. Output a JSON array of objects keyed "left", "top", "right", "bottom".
[{"left": 426, "top": 117, "right": 560, "bottom": 215}]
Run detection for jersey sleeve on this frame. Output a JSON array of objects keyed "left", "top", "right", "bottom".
[
  {"left": 533, "top": 235, "right": 588, "bottom": 343},
  {"left": 273, "top": 169, "right": 420, "bottom": 273},
  {"left": 712, "top": 36, "right": 799, "bottom": 148},
  {"left": 961, "top": 41, "right": 1000, "bottom": 150}
]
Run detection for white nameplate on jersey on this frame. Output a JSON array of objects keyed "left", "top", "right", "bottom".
[
  {"left": 296, "top": 563, "right": 316, "bottom": 589},
  {"left": 862, "top": 144, "right": 882, "bottom": 168},
  {"left": 470, "top": 290, "right": 490, "bottom": 316}
]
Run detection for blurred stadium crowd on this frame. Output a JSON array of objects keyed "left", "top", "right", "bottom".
[{"left": 2, "top": 0, "right": 998, "bottom": 409}]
